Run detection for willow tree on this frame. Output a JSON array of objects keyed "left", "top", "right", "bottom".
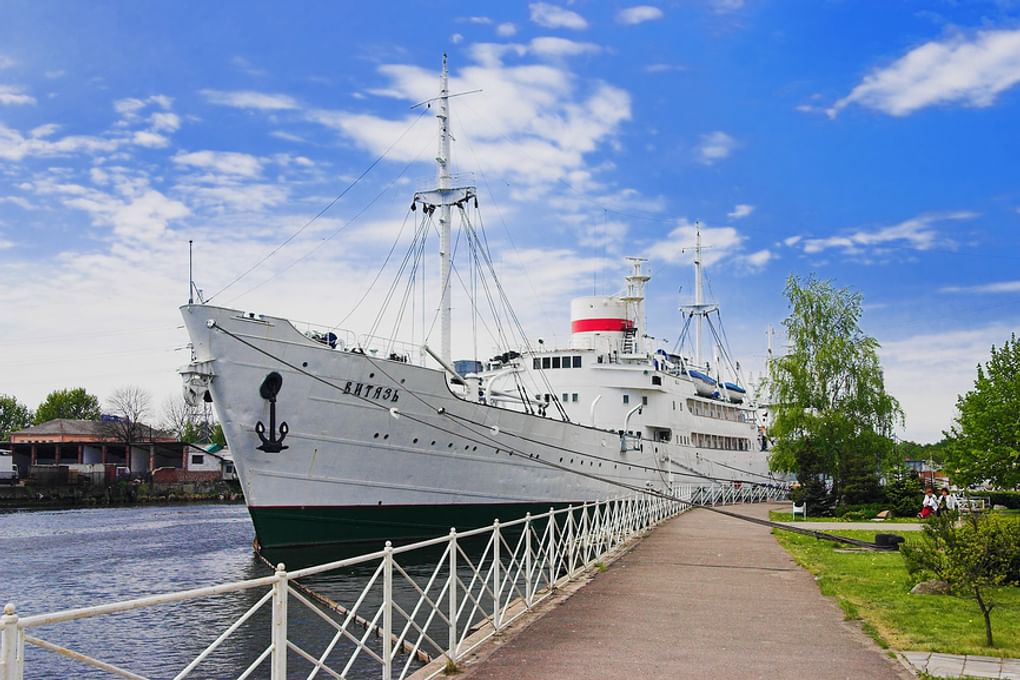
[{"left": 767, "top": 275, "right": 902, "bottom": 508}]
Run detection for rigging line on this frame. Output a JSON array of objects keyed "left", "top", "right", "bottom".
[
  {"left": 453, "top": 109, "right": 559, "bottom": 337},
  {"left": 206, "top": 108, "right": 429, "bottom": 304},
  {"left": 207, "top": 327, "right": 895, "bottom": 549},
  {"left": 368, "top": 213, "right": 430, "bottom": 342},
  {"left": 227, "top": 149, "right": 426, "bottom": 307},
  {"left": 386, "top": 219, "right": 431, "bottom": 353},
  {"left": 335, "top": 206, "right": 418, "bottom": 330}
]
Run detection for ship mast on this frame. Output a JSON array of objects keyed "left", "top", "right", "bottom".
[
  {"left": 680, "top": 222, "right": 717, "bottom": 368},
  {"left": 412, "top": 54, "right": 477, "bottom": 366},
  {"left": 437, "top": 55, "right": 453, "bottom": 364}
]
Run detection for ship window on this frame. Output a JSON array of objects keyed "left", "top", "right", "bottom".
[
  {"left": 597, "top": 355, "right": 604, "bottom": 364},
  {"left": 552, "top": 356, "right": 561, "bottom": 369},
  {"left": 623, "top": 394, "right": 630, "bottom": 405},
  {"left": 573, "top": 356, "right": 582, "bottom": 368},
  {"left": 542, "top": 357, "right": 551, "bottom": 369},
  {"left": 572, "top": 393, "right": 578, "bottom": 403},
  {"left": 562, "top": 393, "right": 569, "bottom": 402},
  {"left": 642, "top": 396, "right": 648, "bottom": 406},
  {"left": 652, "top": 376, "right": 662, "bottom": 386},
  {"left": 533, "top": 358, "right": 540, "bottom": 369}
]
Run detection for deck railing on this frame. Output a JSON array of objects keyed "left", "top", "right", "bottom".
[{"left": 1, "top": 483, "right": 785, "bottom": 680}]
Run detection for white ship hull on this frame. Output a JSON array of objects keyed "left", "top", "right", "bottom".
[{"left": 181, "top": 304, "right": 775, "bottom": 549}]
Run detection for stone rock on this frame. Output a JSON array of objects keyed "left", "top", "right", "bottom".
[{"left": 911, "top": 579, "right": 951, "bottom": 595}]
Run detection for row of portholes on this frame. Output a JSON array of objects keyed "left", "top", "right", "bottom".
[{"left": 557, "top": 456, "right": 632, "bottom": 471}]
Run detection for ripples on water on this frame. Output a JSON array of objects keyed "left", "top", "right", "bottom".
[{"left": 1, "top": 504, "right": 424, "bottom": 679}]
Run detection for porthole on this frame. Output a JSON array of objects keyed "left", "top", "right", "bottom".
[
  {"left": 400, "top": 378, "right": 406, "bottom": 384},
  {"left": 369, "top": 372, "right": 375, "bottom": 378},
  {"left": 383, "top": 434, "right": 389, "bottom": 440},
  {"left": 302, "top": 361, "right": 308, "bottom": 368},
  {"left": 431, "top": 440, "right": 436, "bottom": 446},
  {"left": 464, "top": 445, "right": 470, "bottom": 450},
  {"left": 559, "top": 457, "right": 563, "bottom": 462},
  {"left": 448, "top": 443, "right": 454, "bottom": 448},
  {"left": 373, "top": 433, "right": 379, "bottom": 439},
  {"left": 413, "top": 438, "right": 419, "bottom": 444},
  {"left": 472, "top": 446, "right": 477, "bottom": 451}
]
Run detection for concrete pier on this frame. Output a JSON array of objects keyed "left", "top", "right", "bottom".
[{"left": 457, "top": 503, "right": 911, "bottom": 680}]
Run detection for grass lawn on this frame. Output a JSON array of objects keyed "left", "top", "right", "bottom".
[{"left": 773, "top": 528, "right": 1020, "bottom": 658}]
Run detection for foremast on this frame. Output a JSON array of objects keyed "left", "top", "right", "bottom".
[
  {"left": 413, "top": 54, "right": 477, "bottom": 365},
  {"left": 680, "top": 223, "right": 718, "bottom": 368}
]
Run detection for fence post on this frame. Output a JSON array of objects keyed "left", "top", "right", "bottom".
[
  {"left": 547, "top": 507, "right": 557, "bottom": 587},
  {"left": 271, "top": 564, "right": 288, "bottom": 680},
  {"left": 383, "top": 542, "right": 393, "bottom": 680},
  {"left": 579, "top": 503, "right": 589, "bottom": 565},
  {"left": 2, "top": 603, "right": 24, "bottom": 680},
  {"left": 524, "top": 514, "right": 533, "bottom": 607},
  {"left": 447, "top": 529, "right": 458, "bottom": 661},
  {"left": 566, "top": 505, "right": 576, "bottom": 577},
  {"left": 492, "top": 521, "right": 502, "bottom": 631}
]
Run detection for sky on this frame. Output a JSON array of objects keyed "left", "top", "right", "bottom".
[{"left": 1, "top": 1, "right": 1019, "bottom": 443}]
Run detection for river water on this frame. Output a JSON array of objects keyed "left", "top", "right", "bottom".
[{"left": 1, "top": 503, "right": 419, "bottom": 679}]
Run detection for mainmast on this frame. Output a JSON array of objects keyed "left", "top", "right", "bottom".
[
  {"left": 412, "top": 55, "right": 477, "bottom": 366},
  {"left": 437, "top": 55, "right": 453, "bottom": 364}
]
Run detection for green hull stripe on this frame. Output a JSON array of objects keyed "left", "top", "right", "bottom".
[{"left": 249, "top": 502, "right": 572, "bottom": 550}]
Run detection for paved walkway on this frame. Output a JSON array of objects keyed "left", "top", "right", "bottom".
[
  {"left": 901, "top": 651, "right": 1020, "bottom": 679},
  {"left": 457, "top": 503, "right": 912, "bottom": 680}
]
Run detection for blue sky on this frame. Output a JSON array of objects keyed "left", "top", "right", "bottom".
[{"left": 1, "top": 1, "right": 1019, "bottom": 443}]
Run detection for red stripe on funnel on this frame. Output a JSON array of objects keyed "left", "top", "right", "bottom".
[{"left": 571, "top": 318, "right": 633, "bottom": 333}]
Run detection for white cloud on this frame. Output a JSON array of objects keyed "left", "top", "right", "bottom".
[
  {"left": 645, "top": 63, "right": 686, "bottom": 74},
  {"left": 0, "top": 123, "right": 120, "bottom": 161},
  {"left": 645, "top": 219, "right": 745, "bottom": 267},
  {"left": 451, "top": 33, "right": 464, "bottom": 45},
  {"left": 150, "top": 112, "right": 180, "bottom": 132},
  {"left": 0, "top": 239, "right": 13, "bottom": 250},
  {"left": 173, "top": 150, "right": 263, "bottom": 177},
  {"left": 740, "top": 249, "right": 773, "bottom": 269},
  {"left": 940, "top": 280, "right": 1020, "bottom": 294},
  {"left": 306, "top": 56, "right": 630, "bottom": 188},
  {"left": 616, "top": 6, "right": 664, "bottom": 25},
  {"left": 728, "top": 203, "right": 753, "bottom": 219},
  {"left": 62, "top": 187, "right": 190, "bottom": 243},
  {"left": 497, "top": 23, "right": 517, "bottom": 37},
  {"left": 529, "top": 37, "right": 601, "bottom": 57},
  {"left": 712, "top": 0, "right": 744, "bottom": 12},
  {"left": 782, "top": 235, "right": 801, "bottom": 247},
  {"left": 0, "top": 55, "right": 15, "bottom": 69},
  {"left": 830, "top": 29, "right": 1020, "bottom": 117},
  {"left": 0, "top": 196, "right": 33, "bottom": 210},
  {"left": 696, "top": 131, "right": 737, "bottom": 164},
  {"left": 529, "top": 3, "right": 588, "bottom": 30},
  {"left": 0, "top": 85, "right": 35, "bottom": 106},
  {"left": 881, "top": 324, "right": 1016, "bottom": 442},
  {"left": 800, "top": 211, "right": 976, "bottom": 255},
  {"left": 201, "top": 89, "right": 300, "bottom": 111},
  {"left": 132, "top": 131, "right": 169, "bottom": 148}
]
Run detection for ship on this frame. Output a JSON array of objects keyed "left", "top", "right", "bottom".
[{"left": 179, "top": 57, "right": 777, "bottom": 550}]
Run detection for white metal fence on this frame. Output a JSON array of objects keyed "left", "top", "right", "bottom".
[{"left": 1, "top": 483, "right": 784, "bottom": 680}]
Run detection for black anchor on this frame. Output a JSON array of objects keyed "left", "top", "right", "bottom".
[{"left": 255, "top": 372, "right": 289, "bottom": 452}]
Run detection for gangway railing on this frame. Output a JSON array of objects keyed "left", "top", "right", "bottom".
[{"left": 0, "top": 483, "right": 785, "bottom": 680}]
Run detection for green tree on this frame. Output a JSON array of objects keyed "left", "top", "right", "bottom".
[
  {"left": 0, "top": 394, "right": 33, "bottom": 440},
  {"left": 34, "top": 387, "right": 101, "bottom": 424},
  {"left": 943, "top": 334, "right": 1020, "bottom": 489},
  {"left": 767, "top": 275, "right": 902, "bottom": 509},
  {"left": 901, "top": 512, "right": 1020, "bottom": 647},
  {"left": 211, "top": 422, "right": 226, "bottom": 448}
]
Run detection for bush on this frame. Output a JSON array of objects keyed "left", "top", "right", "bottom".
[
  {"left": 884, "top": 470, "right": 924, "bottom": 517},
  {"left": 967, "top": 490, "right": 1020, "bottom": 510},
  {"left": 901, "top": 512, "right": 1020, "bottom": 646}
]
